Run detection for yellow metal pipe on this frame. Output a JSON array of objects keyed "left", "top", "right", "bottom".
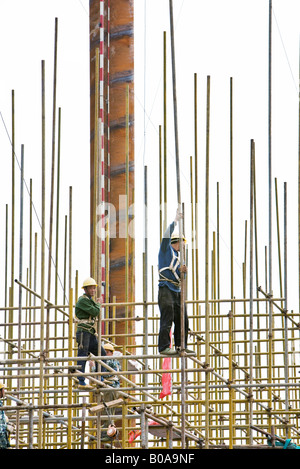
[
  {"left": 37, "top": 59, "right": 46, "bottom": 450},
  {"left": 125, "top": 83, "right": 129, "bottom": 338},
  {"left": 204, "top": 75, "right": 211, "bottom": 448},
  {"left": 194, "top": 73, "right": 199, "bottom": 302},
  {"left": 67, "top": 288, "right": 73, "bottom": 449}
]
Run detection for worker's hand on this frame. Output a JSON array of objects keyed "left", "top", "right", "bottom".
[
  {"left": 89, "top": 360, "right": 96, "bottom": 371},
  {"left": 174, "top": 208, "right": 183, "bottom": 223},
  {"left": 96, "top": 297, "right": 103, "bottom": 304},
  {"left": 180, "top": 265, "right": 187, "bottom": 273},
  {"left": 6, "top": 423, "right": 15, "bottom": 435}
]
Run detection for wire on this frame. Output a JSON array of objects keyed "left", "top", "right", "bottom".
[
  {"left": 77, "top": 0, "right": 88, "bottom": 15},
  {"left": 273, "top": 5, "right": 298, "bottom": 94}
]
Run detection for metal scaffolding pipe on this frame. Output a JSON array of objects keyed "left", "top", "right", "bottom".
[
  {"left": 38, "top": 59, "right": 46, "bottom": 449},
  {"left": 204, "top": 75, "right": 211, "bottom": 448},
  {"left": 1, "top": 1, "right": 300, "bottom": 451}
]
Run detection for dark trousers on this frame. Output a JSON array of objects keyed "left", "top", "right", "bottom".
[
  {"left": 158, "top": 286, "right": 188, "bottom": 352},
  {"left": 76, "top": 330, "right": 106, "bottom": 383}
]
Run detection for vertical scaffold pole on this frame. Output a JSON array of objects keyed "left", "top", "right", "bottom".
[
  {"left": 163, "top": 31, "right": 167, "bottom": 233},
  {"left": 47, "top": 17, "right": 58, "bottom": 301},
  {"left": 283, "top": 182, "right": 289, "bottom": 435},
  {"left": 68, "top": 287, "right": 74, "bottom": 449},
  {"left": 8, "top": 90, "right": 15, "bottom": 383},
  {"left": 229, "top": 76, "right": 235, "bottom": 449},
  {"left": 268, "top": 0, "right": 274, "bottom": 435},
  {"left": 38, "top": 59, "right": 46, "bottom": 449},
  {"left": 11, "top": 89, "right": 15, "bottom": 299},
  {"left": 46, "top": 17, "right": 58, "bottom": 353},
  {"left": 298, "top": 24, "right": 300, "bottom": 325},
  {"left": 249, "top": 139, "right": 255, "bottom": 445},
  {"left": 143, "top": 164, "right": 149, "bottom": 420},
  {"left": 169, "top": 0, "right": 186, "bottom": 447},
  {"left": 268, "top": 0, "right": 272, "bottom": 295},
  {"left": 16, "top": 144, "right": 24, "bottom": 448},
  {"left": 194, "top": 73, "right": 199, "bottom": 303},
  {"left": 204, "top": 76, "right": 211, "bottom": 449}
]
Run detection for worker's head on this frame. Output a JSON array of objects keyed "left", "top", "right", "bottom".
[
  {"left": 171, "top": 234, "right": 186, "bottom": 252},
  {"left": 103, "top": 343, "right": 115, "bottom": 356},
  {"left": 0, "top": 382, "right": 5, "bottom": 398},
  {"left": 82, "top": 277, "right": 97, "bottom": 297}
]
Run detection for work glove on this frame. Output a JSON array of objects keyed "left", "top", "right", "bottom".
[
  {"left": 6, "top": 422, "right": 15, "bottom": 435},
  {"left": 174, "top": 208, "right": 183, "bottom": 223}
]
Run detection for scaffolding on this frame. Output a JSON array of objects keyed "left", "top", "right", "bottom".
[
  {"left": 1, "top": 0, "right": 300, "bottom": 451},
  {"left": 1, "top": 290, "right": 300, "bottom": 449}
]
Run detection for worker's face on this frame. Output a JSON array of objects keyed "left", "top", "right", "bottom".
[
  {"left": 171, "top": 241, "right": 180, "bottom": 252},
  {"left": 106, "top": 350, "right": 113, "bottom": 356},
  {"left": 85, "top": 285, "right": 96, "bottom": 297},
  {"left": 0, "top": 388, "right": 4, "bottom": 398}
]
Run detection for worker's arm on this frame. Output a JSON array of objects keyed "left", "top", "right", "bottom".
[
  {"left": 160, "top": 209, "right": 183, "bottom": 252},
  {"left": 160, "top": 221, "right": 175, "bottom": 252}
]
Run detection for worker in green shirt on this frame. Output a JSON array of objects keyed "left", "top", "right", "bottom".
[{"left": 75, "top": 277, "right": 106, "bottom": 389}]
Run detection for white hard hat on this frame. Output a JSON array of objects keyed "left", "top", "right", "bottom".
[{"left": 171, "top": 233, "right": 186, "bottom": 244}]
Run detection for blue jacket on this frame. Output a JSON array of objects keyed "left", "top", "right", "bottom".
[{"left": 158, "top": 222, "right": 181, "bottom": 293}]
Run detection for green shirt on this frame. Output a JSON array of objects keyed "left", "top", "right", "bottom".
[{"left": 75, "top": 294, "right": 101, "bottom": 334}]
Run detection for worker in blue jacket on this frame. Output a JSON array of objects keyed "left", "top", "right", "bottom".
[{"left": 158, "top": 210, "right": 192, "bottom": 355}]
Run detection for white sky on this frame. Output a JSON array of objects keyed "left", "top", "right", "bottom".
[{"left": 0, "top": 0, "right": 300, "bottom": 318}]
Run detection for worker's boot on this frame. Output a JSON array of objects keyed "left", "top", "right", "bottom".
[
  {"left": 78, "top": 381, "right": 95, "bottom": 390},
  {"left": 176, "top": 346, "right": 196, "bottom": 356},
  {"left": 159, "top": 348, "right": 178, "bottom": 356}
]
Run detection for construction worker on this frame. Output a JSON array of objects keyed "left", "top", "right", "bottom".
[
  {"left": 75, "top": 277, "right": 106, "bottom": 388},
  {"left": 101, "top": 343, "right": 121, "bottom": 441},
  {"left": 0, "top": 383, "right": 10, "bottom": 449},
  {"left": 158, "top": 210, "right": 192, "bottom": 355},
  {"left": 102, "top": 343, "right": 121, "bottom": 390}
]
